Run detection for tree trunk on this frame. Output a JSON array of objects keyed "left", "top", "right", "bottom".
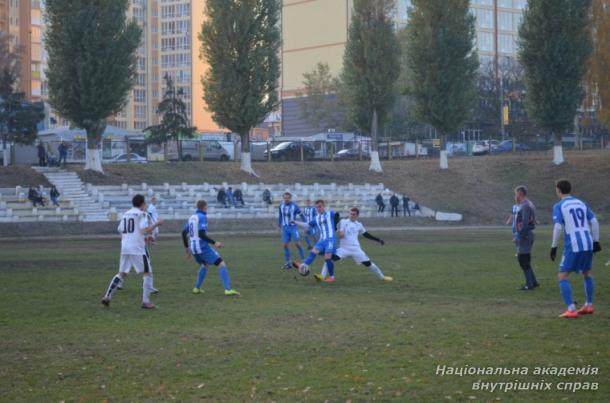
[
  {"left": 2, "top": 139, "right": 9, "bottom": 166},
  {"left": 240, "top": 132, "right": 258, "bottom": 177},
  {"left": 177, "top": 139, "right": 183, "bottom": 161},
  {"left": 368, "top": 109, "right": 383, "bottom": 172},
  {"left": 552, "top": 133, "right": 564, "bottom": 165},
  {"left": 439, "top": 133, "right": 448, "bottom": 169},
  {"left": 84, "top": 121, "right": 105, "bottom": 173}
]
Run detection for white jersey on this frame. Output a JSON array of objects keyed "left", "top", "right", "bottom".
[
  {"left": 117, "top": 207, "right": 149, "bottom": 255},
  {"left": 147, "top": 204, "right": 159, "bottom": 237},
  {"left": 338, "top": 218, "right": 366, "bottom": 249}
]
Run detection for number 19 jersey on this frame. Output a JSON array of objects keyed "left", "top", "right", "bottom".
[
  {"left": 553, "top": 196, "right": 595, "bottom": 254},
  {"left": 117, "top": 207, "right": 149, "bottom": 255}
]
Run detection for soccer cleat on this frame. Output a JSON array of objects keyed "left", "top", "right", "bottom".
[
  {"left": 101, "top": 297, "right": 110, "bottom": 307},
  {"left": 224, "top": 289, "right": 240, "bottom": 296},
  {"left": 150, "top": 288, "right": 159, "bottom": 294},
  {"left": 192, "top": 288, "right": 204, "bottom": 294},
  {"left": 282, "top": 263, "right": 293, "bottom": 270},
  {"left": 383, "top": 276, "right": 393, "bottom": 282},
  {"left": 517, "top": 285, "right": 535, "bottom": 291},
  {"left": 558, "top": 310, "right": 578, "bottom": 319},
  {"left": 313, "top": 273, "right": 325, "bottom": 282},
  {"left": 576, "top": 305, "right": 594, "bottom": 315},
  {"left": 141, "top": 302, "right": 156, "bottom": 309},
  {"left": 291, "top": 260, "right": 301, "bottom": 269},
  {"left": 323, "top": 276, "right": 335, "bottom": 283}
]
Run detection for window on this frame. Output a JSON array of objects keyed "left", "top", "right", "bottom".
[
  {"left": 134, "top": 89, "right": 146, "bottom": 102},
  {"left": 135, "top": 105, "right": 147, "bottom": 119},
  {"left": 498, "top": 0, "right": 513, "bottom": 8},
  {"left": 499, "top": 34, "right": 514, "bottom": 53},
  {"left": 477, "top": 32, "right": 493, "bottom": 52},
  {"left": 477, "top": 9, "right": 493, "bottom": 29},
  {"left": 473, "top": 0, "right": 492, "bottom": 6},
  {"left": 514, "top": 0, "right": 527, "bottom": 9},
  {"left": 499, "top": 12, "right": 512, "bottom": 31}
]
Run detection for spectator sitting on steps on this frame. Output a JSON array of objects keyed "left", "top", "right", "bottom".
[
  {"left": 233, "top": 188, "right": 245, "bottom": 207},
  {"left": 28, "top": 186, "right": 45, "bottom": 207},
  {"left": 216, "top": 187, "right": 227, "bottom": 208},
  {"left": 262, "top": 188, "right": 273, "bottom": 205},
  {"left": 375, "top": 193, "right": 385, "bottom": 213},
  {"left": 226, "top": 187, "right": 236, "bottom": 208},
  {"left": 50, "top": 185, "right": 61, "bottom": 207}
]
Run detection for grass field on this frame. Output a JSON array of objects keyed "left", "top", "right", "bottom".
[{"left": 1, "top": 228, "right": 609, "bottom": 402}]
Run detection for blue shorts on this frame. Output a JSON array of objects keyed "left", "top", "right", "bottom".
[
  {"left": 559, "top": 251, "right": 593, "bottom": 273},
  {"left": 315, "top": 237, "right": 336, "bottom": 254},
  {"left": 281, "top": 225, "right": 300, "bottom": 243},
  {"left": 193, "top": 245, "right": 222, "bottom": 266}
]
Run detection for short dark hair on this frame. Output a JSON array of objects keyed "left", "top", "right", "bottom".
[
  {"left": 556, "top": 179, "right": 571, "bottom": 195},
  {"left": 197, "top": 199, "right": 208, "bottom": 209},
  {"left": 283, "top": 192, "right": 291, "bottom": 197},
  {"left": 132, "top": 194, "right": 145, "bottom": 207},
  {"left": 514, "top": 185, "right": 528, "bottom": 196},
  {"left": 315, "top": 199, "right": 325, "bottom": 205},
  {"left": 350, "top": 207, "right": 360, "bottom": 215}
]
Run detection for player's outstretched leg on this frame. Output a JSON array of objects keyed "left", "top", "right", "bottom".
[
  {"left": 577, "top": 273, "right": 594, "bottom": 315},
  {"left": 323, "top": 258, "right": 335, "bottom": 283},
  {"left": 362, "top": 261, "right": 392, "bottom": 282},
  {"left": 558, "top": 275, "right": 577, "bottom": 318},
  {"left": 218, "top": 262, "right": 240, "bottom": 296},
  {"left": 193, "top": 265, "right": 208, "bottom": 294},
  {"left": 102, "top": 273, "right": 124, "bottom": 306},
  {"left": 141, "top": 273, "right": 155, "bottom": 309}
]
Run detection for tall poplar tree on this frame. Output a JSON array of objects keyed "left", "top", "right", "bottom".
[
  {"left": 342, "top": 0, "right": 400, "bottom": 172},
  {"left": 200, "top": 0, "right": 281, "bottom": 176},
  {"left": 518, "top": 0, "right": 592, "bottom": 165},
  {"left": 45, "top": 0, "right": 141, "bottom": 173},
  {"left": 404, "top": 0, "right": 478, "bottom": 169}
]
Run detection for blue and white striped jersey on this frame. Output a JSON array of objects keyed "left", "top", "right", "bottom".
[
  {"left": 553, "top": 196, "right": 595, "bottom": 253},
  {"left": 309, "top": 210, "right": 336, "bottom": 241},
  {"left": 303, "top": 206, "right": 317, "bottom": 223},
  {"left": 184, "top": 210, "right": 209, "bottom": 254},
  {"left": 278, "top": 202, "right": 302, "bottom": 227}
]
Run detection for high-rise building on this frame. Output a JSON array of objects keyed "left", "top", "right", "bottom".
[
  {"left": 0, "top": 0, "right": 46, "bottom": 102},
  {"left": 108, "top": 0, "right": 220, "bottom": 133},
  {"left": 281, "top": 0, "right": 527, "bottom": 136}
]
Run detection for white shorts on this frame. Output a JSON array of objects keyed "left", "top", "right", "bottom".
[
  {"left": 336, "top": 245, "right": 369, "bottom": 264},
  {"left": 119, "top": 253, "right": 152, "bottom": 274}
]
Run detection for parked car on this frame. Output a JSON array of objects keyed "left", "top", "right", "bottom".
[
  {"left": 263, "top": 142, "right": 315, "bottom": 161},
  {"left": 493, "top": 140, "right": 531, "bottom": 153},
  {"left": 333, "top": 148, "right": 370, "bottom": 160},
  {"left": 472, "top": 140, "right": 500, "bottom": 156},
  {"left": 169, "top": 140, "right": 231, "bottom": 161},
  {"left": 107, "top": 153, "right": 147, "bottom": 163}
]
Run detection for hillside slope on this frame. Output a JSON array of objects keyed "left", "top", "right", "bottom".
[{"left": 2, "top": 151, "right": 608, "bottom": 224}]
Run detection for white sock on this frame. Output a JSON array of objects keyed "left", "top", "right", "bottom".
[
  {"left": 321, "top": 263, "right": 328, "bottom": 278},
  {"left": 143, "top": 276, "right": 152, "bottom": 303},
  {"left": 568, "top": 303, "right": 576, "bottom": 312},
  {"left": 369, "top": 262, "right": 384, "bottom": 279},
  {"left": 105, "top": 274, "right": 122, "bottom": 299}
]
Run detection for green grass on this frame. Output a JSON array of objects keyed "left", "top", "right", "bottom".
[{"left": 1, "top": 228, "right": 609, "bottom": 402}]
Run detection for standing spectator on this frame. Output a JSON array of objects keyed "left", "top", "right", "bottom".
[
  {"left": 226, "top": 187, "right": 236, "bottom": 208},
  {"left": 216, "top": 187, "right": 227, "bottom": 207},
  {"left": 375, "top": 193, "right": 385, "bottom": 213},
  {"left": 58, "top": 140, "right": 68, "bottom": 167},
  {"left": 513, "top": 186, "right": 539, "bottom": 291},
  {"left": 262, "top": 188, "right": 273, "bottom": 205},
  {"left": 28, "top": 187, "right": 45, "bottom": 207},
  {"left": 37, "top": 142, "right": 47, "bottom": 167},
  {"left": 233, "top": 188, "right": 245, "bottom": 207},
  {"left": 402, "top": 195, "right": 411, "bottom": 217},
  {"left": 390, "top": 194, "right": 400, "bottom": 217},
  {"left": 50, "top": 185, "right": 61, "bottom": 207}
]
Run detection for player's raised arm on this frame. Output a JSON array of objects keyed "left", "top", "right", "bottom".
[{"left": 363, "top": 231, "right": 385, "bottom": 245}]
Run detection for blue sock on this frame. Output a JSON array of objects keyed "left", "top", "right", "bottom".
[
  {"left": 195, "top": 266, "right": 207, "bottom": 289},
  {"left": 304, "top": 252, "right": 317, "bottom": 266},
  {"left": 559, "top": 279, "right": 573, "bottom": 307},
  {"left": 584, "top": 277, "right": 594, "bottom": 304},
  {"left": 305, "top": 237, "right": 312, "bottom": 248},
  {"left": 296, "top": 245, "right": 305, "bottom": 260},
  {"left": 326, "top": 259, "right": 334, "bottom": 277},
  {"left": 283, "top": 248, "right": 291, "bottom": 263},
  {"left": 219, "top": 266, "right": 231, "bottom": 290}
]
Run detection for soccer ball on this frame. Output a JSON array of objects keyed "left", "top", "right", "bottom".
[{"left": 298, "top": 263, "right": 310, "bottom": 277}]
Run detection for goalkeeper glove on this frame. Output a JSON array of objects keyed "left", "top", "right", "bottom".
[
  {"left": 550, "top": 247, "right": 557, "bottom": 261},
  {"left": 593, "top": 241, "right": 602, "bottom": 253}
]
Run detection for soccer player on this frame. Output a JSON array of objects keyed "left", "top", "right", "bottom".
[
  {"left": 144, "top": 195, "right": 160, "bottom": 294},
  {"left": 278, "top": 192, "right": 306, "bottom": 269},
  {"left": 315, "top": 207, "right": 392, "bottom": 282},
  {"left": 302, "top": 199, "right": 317, "bottom": 250},
  {"left": 513, "top": 186, "right": 539, "bottom": 291},
  {"left": 550, "top": 179, "right": 602, "bottom": 318},
  {"left": 101, "top": 194, "right": 163, "bottom": 309},
  {"left": 294, "top": 199, "right": 339, "bottom": 283},
  {"left": 182, "top": 199, "right": 240, "bottom": 296}
]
